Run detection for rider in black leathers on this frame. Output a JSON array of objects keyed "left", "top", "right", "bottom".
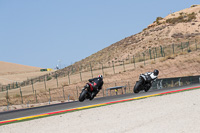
[{"left": 88, "top": 75, "right": 104, "bottom": 100}]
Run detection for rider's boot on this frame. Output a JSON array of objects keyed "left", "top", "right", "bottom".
[{"left": 90, "top": 90, "right": 98, "bottom": 100}]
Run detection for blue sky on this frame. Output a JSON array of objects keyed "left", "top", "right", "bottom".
[{"left": 0, "top": 0, "right": 197, "bottom": 68}]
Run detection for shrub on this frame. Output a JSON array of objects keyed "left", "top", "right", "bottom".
[
  {"left": 166, "top": 16, "right": 185, "bottom": 24},
  {"left": 47, "top": 76, "right": 52, "bottom": 81},
  {"left": 179, "top": 12, "right": 184, "bottom": 16},
  {"left": 155, "top": 17, "right": 163, "bottom": 25},
  {"left": 187, "top": 12, "right": 196, "bottom": 21},
  {"left": 191, "top": 5, "right": 198, "bottom": 8},
  {"left": 166, "top": 12, "right": 196, "bottom": 24}
]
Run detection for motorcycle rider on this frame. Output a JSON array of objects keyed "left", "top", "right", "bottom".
[
  {"left": 138, "top": 69, "right": 159, "bottom": 91},
  {"left": 87, "top": 75, "right": 104, "bottom": 100}
]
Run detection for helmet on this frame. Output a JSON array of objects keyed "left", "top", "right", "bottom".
[
  {"left": 153, "top": 69, "right": 159, "bottom": 76},
  {"left": 98, "top": 75, "right": 103, "bottom": 79}
]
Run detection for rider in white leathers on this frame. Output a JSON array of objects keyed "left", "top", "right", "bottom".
[{"left": 138, "top": 69, "right": 159, "bottom": 91}]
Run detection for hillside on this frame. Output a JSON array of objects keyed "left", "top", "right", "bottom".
[
  {"left": 62, "top": 5, "right": 200, "bottom": 72},
  {"left": 0, "top": 61, "right": 52, "bottom": 85}
]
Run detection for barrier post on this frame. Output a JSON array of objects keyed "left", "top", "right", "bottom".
[
  {"left": 68, "top": 71, "right": 70, "bottom": 85},
  {"left": 102, "top": 64, "right": 104, "bottom": 76},
  {"left": 71, "top": 66, "right": 74, "bottom": 74},
  {"left": 79, "top": 72, "right": 82, "bottom": 82},
  {"left": 149, "top": 49, "right": 152, "bottom": 59},
  {"left": 20, "top": 86, "right": 23, "bottom": 104},
  {"left": 35, "top": 90, "right": 38, "bottom": 103},
  {"left": 102, "top": 88, "right": 104, "bottom": 97},
  {"left": 181, "top": 42, "right": 183, "bottom": 52},
  {"left": 155, "top": 47, "right": 157, "bottom": 58},
  {"left": 133, "top": 56, "right": 135, "bottom": 68},
  {"left": 44, "top": 76, "right": 47, "bottom": 91},
  {"left": 163, "top": 47, "right": 165, "bottom": 57},
  {"left": 63, "top": 87, "right": 65, "bottom": 100},
  {"left": 79, "top": 65, "right": 82, "bottom": 81},
  {"left": 68, "top": 95, "right": 70, "bottom": 102},
  {"left": 90, "top": 63, "right": 93, "bottom": 78},
  {"left": 31, "top": 79, "right": 34, "bottom": 93},
  {"left": 6, "top": 86, "right": 9, "bottom": 106},
  {"left": 49, "top": 88, "right": 51, "bottom": 102},
  {"left": 123, "top": 60, "right": 125, "bottom": 72},
  {"left": 16, "top": 82, "right": 18, "bottom": 88},
  {"left": 112, "top": 61, "right": 115, "bottom": 74},
  {"left": 56, "top": 73, "right": 58, "bottom": 88},
  {"left": 143, "top": 53, "right": 145, "bottom": 65},
  {"left": 187, "top": 41, "right": 190, "bottom": 52},
  {"left": 160, "top": 46, "right": 163, "bottom": 57},
  {"left": 76, "top": 86, "right": 79, "bottom": 99}
]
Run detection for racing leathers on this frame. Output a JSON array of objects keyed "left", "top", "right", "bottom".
[
  {"left": 139, "top": 72, "right": 157, "bottom": 91},
  {"left": 88, "top": 77, "right": 103, "bottom": 99}
]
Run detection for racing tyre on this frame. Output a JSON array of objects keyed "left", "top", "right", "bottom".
[
  {"left": 133, "top": 82, "right": 141, "bottom": 93},
  {"left": 79, "top": 90, "right": 87, "bottom": 102}
]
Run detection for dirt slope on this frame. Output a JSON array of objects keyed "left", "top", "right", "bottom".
[
  {"left": 64, "top": 5, "right": 200, "bottom": 71},
  {"left": 0, "top": 61, "right": 52, "bottom": 85},
  {"left": 0, "top": 61, "right": 41, "bottom": 75}
]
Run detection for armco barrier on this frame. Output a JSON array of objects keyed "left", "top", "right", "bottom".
[{"left": 152, "top": 75, "right": 200, "bottom": 90}]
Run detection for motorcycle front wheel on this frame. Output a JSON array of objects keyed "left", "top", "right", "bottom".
[
  {"left": 133, "top": 82, "right": 141, "bottom": 93},
  {"left": 79, "top": 89, "right": 87, "bottom": 102}
]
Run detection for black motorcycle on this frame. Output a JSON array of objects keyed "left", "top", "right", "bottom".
[
  {"left": 79, "top": 83, "right": 94, "bottom": 102},
  {"left": 133, "top": 75, "right": 152, "bottom": 93}
]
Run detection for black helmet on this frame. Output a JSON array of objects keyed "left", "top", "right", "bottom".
[{"left": 153, "top": 69, "right": 159, "bottom": 76}]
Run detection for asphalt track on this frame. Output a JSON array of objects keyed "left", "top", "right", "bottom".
[{"left": 0, "top": 83, "right": 200, "bottom": 124}]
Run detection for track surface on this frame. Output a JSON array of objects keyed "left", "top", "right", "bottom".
[{"left": 0, "top": 83, "right": 200, "bottom": 122}]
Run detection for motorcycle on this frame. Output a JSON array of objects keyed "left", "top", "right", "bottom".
[
  {"left": 133, "top": 74, "right": 152, "bottom": 93},
  {"left": 79, "top": 83, "right": 94, "bottom": 102}
]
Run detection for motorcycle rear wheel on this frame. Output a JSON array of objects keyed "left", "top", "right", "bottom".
[{"left": 79, "top": 90, "right": 87, "bottom": 102}]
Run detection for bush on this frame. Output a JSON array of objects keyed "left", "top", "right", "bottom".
[
  {"left": 187, "top": 12, "right": 196, "bottom": 21},
  {"left": 47, "top": 76, "right": 52, "bottom": 81},
  {"left": 156, "top": 17, "right": 163, "bottom": 25},
  {"left": 166, "top": 12, "right": 196, "bottom": 24},
  {"left": 166, "top": 16, "right": 185, "bottom": 24},
  {"left": 191, "top": 5, "right": 198, "bottom": 8}
]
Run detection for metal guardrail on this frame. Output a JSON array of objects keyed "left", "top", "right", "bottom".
[
  {"left": 106, "top": 75, "right": 200, "bottom": 96},
  {"left": 152, "top": 75, "right": 200, "bottom": 90},
  {"left": 106, "top": 86, "right": 126, "bottom": 96}
]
